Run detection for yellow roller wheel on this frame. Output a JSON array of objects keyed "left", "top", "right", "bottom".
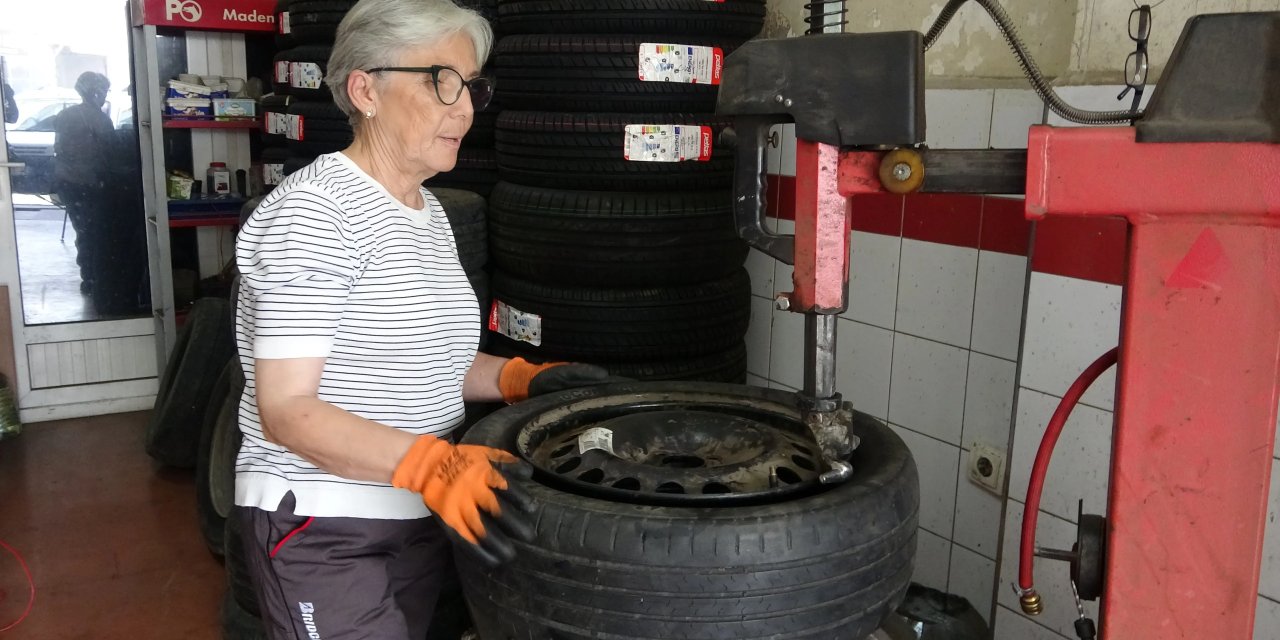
[{"left": 878, "top": 148, "right": 925, "bottom": 194}]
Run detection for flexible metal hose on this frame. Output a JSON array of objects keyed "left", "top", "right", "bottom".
[
  {"left": 804, "top": 0, "right": 847, "bottom": 35},
  {"left": 924, "top": 0, "right": 1142, "bottom": 124},
  {"left": 924, "top": 0, "right": 967, "bottom": 49}
]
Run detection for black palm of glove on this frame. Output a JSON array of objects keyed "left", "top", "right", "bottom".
[
  {"left": 529, "top": 362, "right": 619, "bottom": 397},
  {"left": 499, "top": 357, "right": 626, "bottom": 403}
]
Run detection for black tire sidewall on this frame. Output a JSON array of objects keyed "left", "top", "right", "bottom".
[{"left": 458, "top": 382, "right": 919, "bottom": 639}]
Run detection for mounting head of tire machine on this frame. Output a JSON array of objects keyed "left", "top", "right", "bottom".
[
  {"left": 715, "top": 31, "right": 928, "bottom": 485},
  {"left": 716, "top": 14, "right": 1280, "bottom": 640}
]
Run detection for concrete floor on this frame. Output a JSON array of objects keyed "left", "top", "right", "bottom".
[
  {"left": 0, "top": 410, "right": 223, "bottom": 638},
  {"left": 13, "top": 201, "right": 97, "bottom": 326}
]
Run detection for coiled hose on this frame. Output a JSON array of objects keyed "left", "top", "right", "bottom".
[
  {"left": 804, "top": 0, "right": 847, "bottom": 34},
  {"left": 924, "top": 0, "right": 1143, "bottom": 124}
]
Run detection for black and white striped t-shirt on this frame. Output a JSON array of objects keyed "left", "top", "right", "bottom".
[{"left": 233, "top": 152, "right": 479, "bottom": 520}]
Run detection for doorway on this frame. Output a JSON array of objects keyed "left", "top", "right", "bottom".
[{"left": 0, "top": 0, "right": 158, "bottom": 422}]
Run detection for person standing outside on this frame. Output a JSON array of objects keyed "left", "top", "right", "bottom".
[
  {"left": 233, "top": 0, "right": 612, "bottom": 638},
  {"left": 53, "top": 71, "right": 114, "bottom": 291}
]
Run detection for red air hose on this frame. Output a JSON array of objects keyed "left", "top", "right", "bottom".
[{"left": 1018, "top": 347, "right": 1119, "bottom": 613}]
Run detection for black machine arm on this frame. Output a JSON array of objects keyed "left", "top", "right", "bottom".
[{"left": 730, "top": 116, "right": 795, "bottom": 266}]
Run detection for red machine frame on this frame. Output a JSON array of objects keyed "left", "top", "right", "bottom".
[{"left": 790, "top": 127, "right": 1280, "bottom": 638}]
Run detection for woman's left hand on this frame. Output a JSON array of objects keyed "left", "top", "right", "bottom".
[{"left": 498, "top": 358, "right": 619, "bottom": 403}]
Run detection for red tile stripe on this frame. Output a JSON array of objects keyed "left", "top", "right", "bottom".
[
  {"left": 850, "top": 193, "right": 904, "bottom": 236},
  {"left": 1030, "top": 216, "right": 1128, "bottom": 287},
  {"left": 904, "top": 193, "right": 982, "bottom": 249},
  {"left": 982, "top": 196, "right": 1032, "bottom": 256},
  {"left": 761, "top": 173, "right": 1124, "bottom": 285}
]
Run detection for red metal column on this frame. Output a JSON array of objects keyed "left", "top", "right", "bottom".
[
  {"left": 790, "top": 141, "right": 850, "bottom": 313},
  {"left": 1026, "top": 126, "right": 1280, "bottom": 639}
]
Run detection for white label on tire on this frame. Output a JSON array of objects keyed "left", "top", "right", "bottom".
[
  {"left": 577, "top": 427, "right": 614, "bottom": 455},
  {"left": 637, "top": 43, "right": 723, "bottom": 85},
  {"left": 488, "top": 300, "right": 542, "bottom": 346},
  {"left": 623, "top": 124, "right": 712, "bottom": 162},
  {"left": 274, "top": 60, "right": 290, "bottom": 84},
  {"left": 286, "top": 114, "right": 304, "bottom": 141},
  {"left": 263, "top": 163, "right": 284, "bottom": 185},
  {"left": 265, "top": 112, "right": 285, "bottom": 135},
  {"left": 290, "top": 62, "right": 324, "bottom": 89},
  {"left": 280, "top": 11, "right": 291, "bottom": 34}
]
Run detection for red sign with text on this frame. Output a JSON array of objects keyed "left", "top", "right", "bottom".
[{"left": 132, "top": 0, "right": 277, "bottom": 32}]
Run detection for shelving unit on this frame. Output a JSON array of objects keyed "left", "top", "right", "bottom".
[
  {"left": 161, "top": 117, "right": 262, "bottom": 129},
  {"left": 168, "top": 196, "right": 247, "bottom": 227},
  {"left": 130, "top": 10, "right": 269, "bottom": 367}
]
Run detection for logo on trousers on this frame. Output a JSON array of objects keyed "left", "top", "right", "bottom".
[
  {"left": 165, "top": 0, "right": 202, "bottom": 22},
  {"left": 298, "top": 602, "right": 322, "bottom": 639}
]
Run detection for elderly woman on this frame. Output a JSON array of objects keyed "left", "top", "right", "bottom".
[{"left": 232, "top": 0, "right": 609, "bottom": 637}]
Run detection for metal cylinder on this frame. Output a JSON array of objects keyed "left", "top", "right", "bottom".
[{"left": 804, "top": 313, "right": 837, "bottom": 400}]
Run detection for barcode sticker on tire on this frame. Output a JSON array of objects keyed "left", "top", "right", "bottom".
[
  {"left": 266, "top": 112, "right": 287, "bottom": 135},
  {"left": 274, "top": 61, "right": 290, "bottom": 84},
  {"left": 279, "top": 11, "right": 291, "bottom": 34},
  {"left": 263, "top": 163, "right": 284, "bottom": 185},
  {"left": 578, "top": 427, "right": 615, "bottom": 455},
  {"left": 623, "top": 125, "right": 712, "bottom": 162},
  {"left": 637, "top": 43, "right": 723, "bottom": 85},
  {"left": 488, "top": 300, "right": 542, "bottom": 346},
  {"left": 286, "top": 114, "right": 304, "bottom": 141},
  {"left": 290, "top": 62, "right": 323, "bottom": 89}
]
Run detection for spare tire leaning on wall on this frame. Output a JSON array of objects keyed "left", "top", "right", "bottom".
[
  {"left": 146, "top": 297, "right": 235, "bottom": 468},
  {"left": 457, "top": 382, "right": 920, "bottom": 640}
]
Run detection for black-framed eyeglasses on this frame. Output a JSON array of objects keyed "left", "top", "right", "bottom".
[
  {"left": 366, "top": 66, "right": 494, "bottom": 111},
  {"left": 1117, "top": 5, "right": 1151, "bottom": 111}
]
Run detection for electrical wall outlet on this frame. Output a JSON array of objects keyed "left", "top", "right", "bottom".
[{"left": 968, "top": 443, "right": 1006, "bottom": 496}]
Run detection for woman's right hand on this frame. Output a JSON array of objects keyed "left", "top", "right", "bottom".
[{"left": 391, "top": 435, "right": 536, "bottom": 566}]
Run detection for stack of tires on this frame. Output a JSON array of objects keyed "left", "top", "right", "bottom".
[
  {"left": 258, "top": 0, "right": 294, "bottom": 194},
  {"left": 271, "top": 0, "right": 356, "bottom": 176},
  {"left": 484, "top": 0, "right": 763, "bottom": 381}
]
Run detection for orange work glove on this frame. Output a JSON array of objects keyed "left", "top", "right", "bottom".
[
  {"left": 499, "top": 357, "right": 614, "bottom": 403},
  {"left": 392, "top": 435, "right": 535, "bottom": 567}
]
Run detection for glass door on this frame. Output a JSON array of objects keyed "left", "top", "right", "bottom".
[{"left": 0, "top": 1, "right": 158, "bottom": 421}]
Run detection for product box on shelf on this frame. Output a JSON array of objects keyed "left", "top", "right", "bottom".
[
  {"left": 166, "top": 98, "right": 213, "bottom": 117},
  {"left": 166, "top": 80, "right": 211, "bottom": 99},
  {"left": 213, "top": 99, "right": 256, "bottom": 118}
]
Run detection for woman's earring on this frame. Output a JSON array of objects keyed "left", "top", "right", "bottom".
[{"left": 365, "top": 110, "right": 374, "bottom": 119}]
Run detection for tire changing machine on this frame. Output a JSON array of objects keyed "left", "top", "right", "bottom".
[{"left": 717, "top": 11, "right": 1280, "bottom": 640}]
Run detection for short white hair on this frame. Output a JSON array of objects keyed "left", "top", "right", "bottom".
[{"left": 326, "top": 0, "right": 493, "bottom": 124}]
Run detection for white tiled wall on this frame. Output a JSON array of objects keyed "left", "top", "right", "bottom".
[
  {"left": 842, "top": 230, "right": 901, "bottom": 330},
  {"left": 895, "top": 239, "right": 978, "bottom": 349},
  {"left": 892, "top": 423, "right": 962, "bottom": 537},
  {"left": 888, "top": 334, "right": 969, "bottom": 446},
  {"left": 1019, "top": 273, "right": 1122, "bottom": 412},
  {"left": 950, "top": 545, "right": 998, "bottom": 625},
  {"left": 1259, "top": 456, "right": 1280, "bottom": 640},
  {"left": 972, "top": 251, "right": 1029, "bottom": 362},
  {"left": 834, "top": 320, "right": 894, "bottom": 421},
  {"left": 963, "top": 353, "right": 1019, "bottom": 453}
]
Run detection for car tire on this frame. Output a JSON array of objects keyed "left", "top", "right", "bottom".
[
  {"left": 494, "top": 35, "right": 742, "bottom": 112},
  {"left": 488, "top": 181, "right": 745, "bottom": 286},
  {"left": 146, "top": 297, "right": 235, "bottom": 468},
  {"left": 489, "top": 268, "right": 750, "bottom": 362},
  {"left": 457, "top": 382, "right": 919, "bottom": 640},
  {"left": 495, "top": 111, "right": 732, "bottom": 191},
  {"left": 496, "top": 0, "right": 764, "bottom": 37}
]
